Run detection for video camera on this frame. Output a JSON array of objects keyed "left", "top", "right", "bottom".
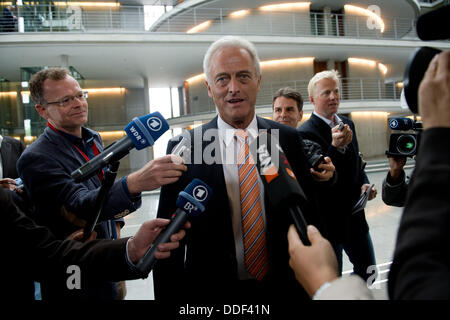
[
  {"left": 386, "top": 117, "right": 422, "bottom": 157},
  {"left": 403, "top": 5, "right": 449, "bottom": 114},
  {"left": 386, "top": 5, "right": 448, "bottom": 158}
]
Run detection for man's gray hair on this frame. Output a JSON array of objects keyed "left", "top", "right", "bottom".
[
  {"left": 203, "top": 36, "right": 261, "bottom": 83},
  {"left": 308, "top": 70, "right": 340, "bottom": 98}
]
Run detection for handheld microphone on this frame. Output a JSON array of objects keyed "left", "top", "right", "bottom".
[
  {"left": 249, "top": 131, "right": 311, "bottom": 245},
  {"left": 388, "top": 118, "right": 414, "bottom": 131},
  {"left": 135, "top": 178, "right": 212, "bottom": 276},
  {"left": 388, "top": 117, "right": 422, "bottom": 131},
  {"left": 170, "top": 131, "right": 192, "bottom": 164},
  {"left": 71, "top": 112, "right": 169, "bottom": 182}
]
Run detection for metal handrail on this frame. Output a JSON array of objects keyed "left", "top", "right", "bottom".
[
  {"left": 1, "top": 4, "right": 419, "bottom": 40},
  {"left": 192, "top": 77, "right": 403, "bottom": 114}
]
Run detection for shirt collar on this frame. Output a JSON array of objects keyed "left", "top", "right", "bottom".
[
  {"left": 313, "top": 111, "right": 342, "bottom": 128},
  {"left": 56, "top": 127, "right": 95, "bottom": 149},
  {"left": 217, "top": 114, "right": 258, "bottom": 147}
]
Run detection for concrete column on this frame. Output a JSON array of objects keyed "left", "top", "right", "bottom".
[
  {"left": 60, "top": 54, "right": 69, "bottom": 67},
  {"left": 327, "top": 59, "right": 335, "bottom": 71},
  {"left": 323, "top": 7, "right": 331, "bottom": 36},
  {"left": 125, "top": 77, "right": 153, "bottom": 174}
]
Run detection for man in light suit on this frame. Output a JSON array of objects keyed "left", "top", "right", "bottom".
[
  {"left": 153, "top": 36, "right": 334, "bottom": 302},
  {"left": 298, "top": 70, "right": 377, "bottom": 281},
  {"left": 0, "top": 134, "right": 25, "bottom": 190}
]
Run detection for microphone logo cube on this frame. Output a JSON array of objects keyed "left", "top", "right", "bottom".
[
  {"left": 389, "top": 119, "right": 398, "bottom": 129},
  {"left": 147, "top": 117, "right": 163, "bottom": 131},
  {"left": 193, "top": 185, "right": 208, "bottom": 202}
]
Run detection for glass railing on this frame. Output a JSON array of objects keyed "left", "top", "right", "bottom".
[
  {"left": 1, "top": 4, "right": 419, "bottom": 40},
  {"left": 190, "top": 77, "right": 403, "bottom": 114}
]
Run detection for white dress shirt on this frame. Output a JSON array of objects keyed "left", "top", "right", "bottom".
[
  {"left": 313, "top": 111, "right": 343, "bottom": 128},
  {"left": 217, "top": 114, "right": 267, "bottom": 280}
]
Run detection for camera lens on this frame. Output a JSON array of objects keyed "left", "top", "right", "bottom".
[{"left": 396, "top": 134, "right": 417, "bottom": 155}]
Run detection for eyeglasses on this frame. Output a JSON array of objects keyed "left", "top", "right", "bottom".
[{"left": 45, "top": 91, "right": 88, "bottom": 107}]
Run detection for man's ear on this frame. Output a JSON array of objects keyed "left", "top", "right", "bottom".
[
  {"left": 298, "top": 110, "right": 304, "bottom": 122},
  {"left": 309, "top": 96, "right": 315, "bottom": 105},
  {"left": 206, "top": 81, "right": 213, "bottom": 98},
  {"left": 35, "top": 104, "right": 48, "bottom": 120}
]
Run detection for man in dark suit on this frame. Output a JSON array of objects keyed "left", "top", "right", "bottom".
[
  {"left": 287, "top": 51, "right": 450, "bottom": 300},
  {"left": 0, "top": 134, "right": 29, "bottom": 213},
  {"left": 298, "top": 70, "right": 377, "bottom": 281},
  {"left": 153, "top": 36, "right": 334, "bottom": 302},
  {"left": 0, "top": 134, "right": 25, "bottom": 189}
]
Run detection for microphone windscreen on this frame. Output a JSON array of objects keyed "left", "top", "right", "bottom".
[
  {"left": 388, "top": 118, "right": 414, "bottom": 130},
  {"left": 124, "top": 112, "right": 169, "bottom": 150},
  {"left": 176, "top": 179, "right": 213, "bottom": 217},
  {"left": 250, "top": 131, "right": 307, "bottom": 207},
  {"left": 416, "top": 5, "right": 450, "bottom": 41}
]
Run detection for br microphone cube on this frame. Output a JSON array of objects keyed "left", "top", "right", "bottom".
[{"left": 135, "top": 179, "right": 212, "bottom": 276}]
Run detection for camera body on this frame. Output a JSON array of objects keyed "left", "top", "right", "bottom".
[
  {"left": 386, "top": 117, "right": 422, "bottom": 158},
  {"left": 302, "top": 139, "right": 325, "bottom": 171}
]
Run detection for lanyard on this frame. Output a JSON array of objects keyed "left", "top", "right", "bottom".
[{"left": 47, "top": 122, "right": 104, "bottom": 181}]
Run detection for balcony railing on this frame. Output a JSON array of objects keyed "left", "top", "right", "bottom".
[
  {"left": 192, "top": 77, "right": 403, "bottom": 114},
  {"left": 1, "top": 4, "right": 419, "bottom": 40}
]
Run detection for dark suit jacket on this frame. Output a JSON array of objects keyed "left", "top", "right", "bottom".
[
  {"left": 1, "top": 187, "right": 137, "bottom": 301},
  {"left": 298, "top": 114, "right": 369, "bottom": 243},
  {"left": 388, "top": 128, "right": 450, "bottom": 299},
  {"left": 1, "top": 135, "right": 25, "bottom": 179},
  {"left": 153, "top": 116, "right": 324, "bottom": 302}
]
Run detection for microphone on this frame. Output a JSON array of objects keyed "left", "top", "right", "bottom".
[
  {"left": 388, "top": 118, "right": 414, "bottom": 130},
  {"left": 135, "top": 178, "right": 212, "bottom": 276},
  {"left": 170, "top": 131, "right": 192, "bottom": 164},
  {"left": 249, "top": 131, "right": 311, "bottom": 245},
  {"left": 71, "top": 112, "right": 169, "bottom": 182},
  {"left": 416, "top": 5, "right": 450, "bottom": 41},
  {"left": 388, "top": 117, "right": 422, "bottom": 131}
]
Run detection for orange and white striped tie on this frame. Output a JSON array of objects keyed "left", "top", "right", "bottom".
[{"left": 235, "top": 129, "right": 268, "bottom": 281}]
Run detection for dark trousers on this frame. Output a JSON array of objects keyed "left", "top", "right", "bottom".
[{"left": 332, "top": 231, "right": 377, "bottom": 283}]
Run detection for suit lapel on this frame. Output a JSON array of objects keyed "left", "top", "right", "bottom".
[{"left": 310, "top": 114, "right": 333, "bottom": 144}]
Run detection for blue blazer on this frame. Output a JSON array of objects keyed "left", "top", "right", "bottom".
[
  {"left": 17, "top": 126, "right": 140, "bottom": 239},
  {"left": 17, "top": 126, "right": 141, "bottom": 299}
]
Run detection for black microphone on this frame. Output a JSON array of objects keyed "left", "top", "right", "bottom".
[
  {"left": 249, "top": 131, "right": 311, "bottom": 245},
  {"left": 71, "top": 112, "right": 169, "bottom": 182},
  {"left": 416, "top": 5, "right": 450, "bottom": 41},
  {"left": 135, "top": 179, "right": 213, "bottom": 276},
  {"left": 388, "top": 117, "right": 414, "bottom": 130}
]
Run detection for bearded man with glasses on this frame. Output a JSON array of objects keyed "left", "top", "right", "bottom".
[{"left": 16, "top": 68, "right": 187, "bottom": 300}]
